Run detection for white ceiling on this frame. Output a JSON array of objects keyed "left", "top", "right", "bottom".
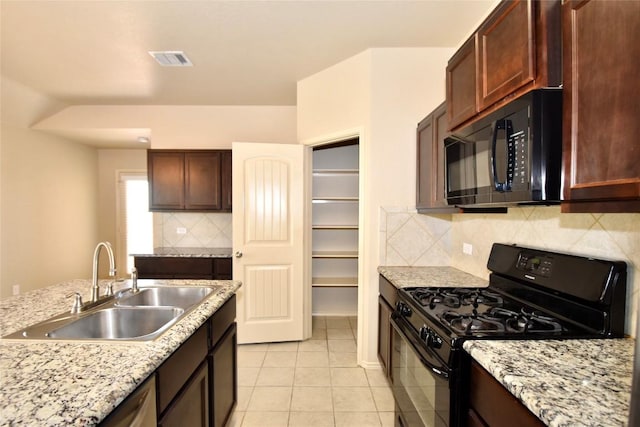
[{"left": 1, "top": 0, "right": 496, "bottom": 107}]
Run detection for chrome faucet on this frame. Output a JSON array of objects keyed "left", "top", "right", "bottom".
[
  {"left": 91, "top": 241, "right": 116, "bottom": 302},
  {"left": 131, "top": 267, "right": 139, "bottom": 293}
]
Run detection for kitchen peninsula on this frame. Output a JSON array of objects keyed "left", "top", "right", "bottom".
[{"left": 0, "top": 277, "right": 240, "bottom": 425}]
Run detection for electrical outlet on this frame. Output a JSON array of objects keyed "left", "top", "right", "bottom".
[
  {"left": 12, "top": 284, "right": 20, "bottom": 296},
  {"left": 176, "top": 227, "right": 187, "bottom": 234},
  {"left": 463, "top": 243, "right": 473, "bottom": 255}
]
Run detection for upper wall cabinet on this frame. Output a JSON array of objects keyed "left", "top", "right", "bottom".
[
  {"left": 446, "top": 0, "right": 561, "bottom": 130},
  {"left": 561, "top": 0, "right": 640, "bottom": 212},
  {"left": 416, "top": 102, "right": 456, "bottom": 211},
  {"left": 148, "top": 150, "right": 232, "bottom": 212}
]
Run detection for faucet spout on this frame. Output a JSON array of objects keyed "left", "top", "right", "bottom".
[{"left": 91, "top": 241, "right": 116, "bottom": 302}]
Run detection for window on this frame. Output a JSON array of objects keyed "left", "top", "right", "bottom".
[{"left": 117, "top": 172, "right": 153, "bottom": 274}]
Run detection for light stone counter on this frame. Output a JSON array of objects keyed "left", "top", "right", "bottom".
[
  {"left": 131, "top": 247, "right": 232, "bottom": 258},
  {"left": 377, "top": 266, "right": 489, "bottom": 289},
  {"left": 464, "top": 339, "right": 634, "bottom": 426},
  {"left": 0, "top": 278, "right": 241, "bottom": 426}
]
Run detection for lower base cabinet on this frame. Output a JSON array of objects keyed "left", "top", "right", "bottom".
[
  {"left": 210, "top": 323, "right": 237, "bottom": 427},
  {"left": 134, "top": 257, "right": 233, "bottom": 280},
  {"left": 377, "top": 276, "right": 397, "bottom": 380},
  {"left": 159, "top": 361, "right": 209, "bottom": 427},
  {"left": 468, "top": 360, "right": 544, "bottom": 427}
]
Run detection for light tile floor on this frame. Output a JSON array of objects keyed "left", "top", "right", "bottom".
[{"left": 229, "top": 316, "right": 395, "bottom": 427}]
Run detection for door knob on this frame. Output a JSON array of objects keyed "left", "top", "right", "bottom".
[{"left": 235, "top": 251, "right": 243, "bottom": 258}]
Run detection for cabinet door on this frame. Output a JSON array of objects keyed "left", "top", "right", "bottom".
[
  {"left": 221, "top": 151, "right": 233, "bottom": 211},
  {"left": 134, "top": 257, "right": 213, "bottom": 279},
  {"left": 212, "top": 258, "right": 232, "bottom": 280},
  {"left": 209, "top": 323, "right": 237, "bottom": 427},
  {"left": 185, "top": 152, "right": 222, "bottom": 210},
  {"left": 477, "top": 0, "right": 535, "bottom": 111},
  {"left": 148, "top": 151, "right": 185, "bottom": 211},
  {"left": 377, "top": 296, "right": 393, "bottom": 379},
  {"left": 417, "top": 102, "right": 451, "bottom": 210},
  {"left": 446, "top": 36, "right": 478, "bottom": 129},
  {"left": 561, "top": 0, "right": 640, "bottom": 212},
  {"left": 469, "top": 361, "right": 544, "bottom": 427},
  {"left": 158, "top": 361, "right": 209, "bottom": 427}
]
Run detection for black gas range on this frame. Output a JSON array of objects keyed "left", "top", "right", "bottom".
[{"left": 390, "top": 243, "right": 627, "bottom": 427}]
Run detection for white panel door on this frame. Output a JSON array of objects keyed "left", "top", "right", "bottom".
[{"left": 232, "top": 142, "right": 310, "bottom": 344}]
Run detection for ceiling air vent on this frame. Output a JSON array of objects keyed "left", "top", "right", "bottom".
[{"left": 148, "top": 51, "right": 193, "bottom": 67}]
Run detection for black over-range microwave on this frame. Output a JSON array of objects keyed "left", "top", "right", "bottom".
[{"left": 444, "top": 88, "right": 562, "bottom": 207}]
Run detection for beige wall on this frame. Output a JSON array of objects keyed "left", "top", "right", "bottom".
[
  {"left": 1, "top": 77, "right": 99, "bottom": 299},
  {"left": 35, "top": 105, "right": 298, "bottom": 149},
  {"left": 298, "top": 47, "right": 454, "bottom": 367},
  {"left": 97, "top": 149, "right": 148, "bottom": 272}
]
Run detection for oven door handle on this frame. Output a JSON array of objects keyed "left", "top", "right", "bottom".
[{"left": 391, "top": 316, "right": 450, "bottom": 380}]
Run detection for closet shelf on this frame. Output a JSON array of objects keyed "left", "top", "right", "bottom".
[
  {"left": 312, "top": 225, "right": 358, "bottom": 230},
  {"left": 312, "top": 197, "right": 358, "bottom": 203},
  {"left": 313, "top": 169, "right": 359, "bottom": 175},
  {"left": 312, "top": 277, "right": 358, "bottom": 287},
  {"left": 312, "top": 251, "right": 358, "bottom": 259}
]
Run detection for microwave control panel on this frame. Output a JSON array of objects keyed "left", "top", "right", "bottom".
[{"left": 509, "top": 129, "right": 528, "bottom": 190}]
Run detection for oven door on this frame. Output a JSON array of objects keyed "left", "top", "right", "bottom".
[{"left": 391, "top": 315, "right": 451, "bottom": 427}]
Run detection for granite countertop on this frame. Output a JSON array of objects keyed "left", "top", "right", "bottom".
[
  {"left": 464, "top": 339, "right": 634, "bottom": 427},
  {"left": 0, "top": 278, "right": 241, "bottom": 426},
  {"left": 377, "top": 266, "right": 489, "bottom": 288},
  {"left": 131, "top": 247, "right": 232, "bottom": 258}
]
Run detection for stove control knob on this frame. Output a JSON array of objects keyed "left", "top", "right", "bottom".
[
  {"left": 396, "top": 302, "right": 412, "bottom": 317},
  {"left": 419, "top": 326, "right": 430, "bottom": 343},
  {"left": 429, "top": 333, "right": 443, "bottom": 349}
]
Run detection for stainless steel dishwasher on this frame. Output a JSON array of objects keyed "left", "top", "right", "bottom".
[{"left": 100, "top": 375, "right": 156, "bottom": 427}]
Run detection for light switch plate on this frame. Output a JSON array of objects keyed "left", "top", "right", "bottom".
[
  {"left": 463, "top": 243, "right": 473, "bottom": 255},
  {"left": 176, "top": 227, "right": 187, "bottom": 234}
]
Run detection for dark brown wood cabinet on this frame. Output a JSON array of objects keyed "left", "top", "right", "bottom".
[
  {"left": 156, "top": 296, "right": 237, "bottom": 427},
  {"left": 148, "top": 150, "right": 232, "bottom": 212},
  {"left": 221, "top": 150, "right": 233, "bottom": 212},
  {"left": 446, "top": 0, "right": 561, "bottom": 130},
  {"left": 159, "top": 361, "right": 209, "bottom": 427},
  {"left": 561, "top": 0, "right": 640, "bottom": 213},
  {"left": 416, "top": 102, "right": 456, "bottom": 211},
  {"left": 446, "top": 36, "right": 478, "bottom": 129},
  {"left": 468, "top": 360, "right": 544, "bottom": 427},
  {"left": 134, "top": 257, "right": 232, "bottom": 280},
  {"left": 209, "top": 323, "right": 237, "bottom": 427},
  {"left": 378, "top": 275, "right": 398, "bottom": 380}
]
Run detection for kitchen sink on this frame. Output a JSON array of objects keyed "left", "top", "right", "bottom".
[
  {"left": 3, "top": 285, "right": 218, "bottom": 341},
  {"left": 46, "top": 306, "right": 184, "bottom": 340},
  {"left": 115, "top": 286, "right": 214, "bottom": 310}
]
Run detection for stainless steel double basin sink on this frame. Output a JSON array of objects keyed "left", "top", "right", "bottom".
[{"left": 3, "top": 286, "right": 217, "bottom": 342}]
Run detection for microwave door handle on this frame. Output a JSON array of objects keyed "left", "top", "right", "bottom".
[
  {"left": 491, "top": 119, "right": 514, "bottom": 192},
  {"left": 491, "top": 119, "right": 506, "bottom": 191}
]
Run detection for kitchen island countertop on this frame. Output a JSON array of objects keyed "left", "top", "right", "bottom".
[
  {"left": 464, "top": 339, "right": 634, "bottom": 427},
  {"left": 0, "top": 278, "right": 240, "bottom": 426},
  {"left": 131, "top": 246, "right": 232, "bottom": 258}
]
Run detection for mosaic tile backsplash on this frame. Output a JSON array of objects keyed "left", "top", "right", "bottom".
[
  {"left": 380, "top": 206, "right": 639, "bottom": 337},
  {"left": 153, "top": 212, "right": 232, "bottom": 249}
]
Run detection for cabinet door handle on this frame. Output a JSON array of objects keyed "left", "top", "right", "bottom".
[{"left": 235, "top": 251, "right": 243, "bottom": 258}]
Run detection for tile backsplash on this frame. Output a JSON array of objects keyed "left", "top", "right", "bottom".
[
  {"left": 379, "top": 207, "right": 452, "bottom": 266},
  {"left": 153, "top": 212, "right": 232, "bottom": 248},
  {"left": 381, "top": 205, "right": 639, "bottom": 337}
]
